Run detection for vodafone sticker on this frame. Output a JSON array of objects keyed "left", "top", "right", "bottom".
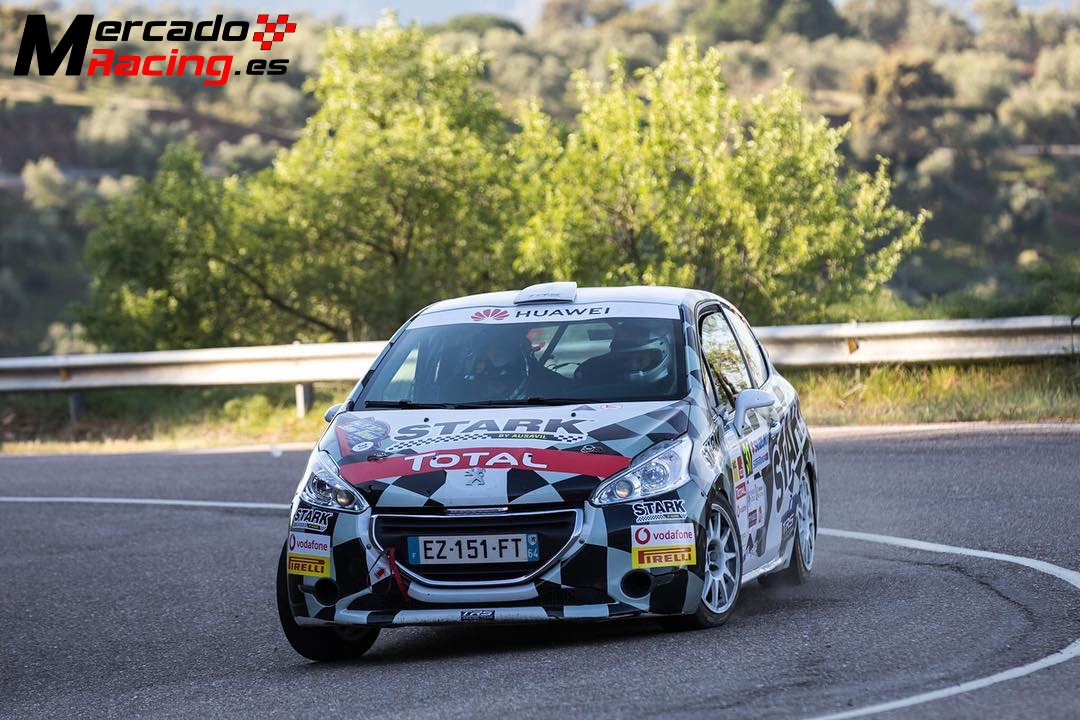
[
  {"left": 288, "top": 531, "right": 331, "bottom": 557},
  {"left": 630, "top": 522, "right": 696, "bottom": 569}
]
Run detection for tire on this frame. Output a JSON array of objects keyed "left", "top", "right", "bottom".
[
  {"left": 784, "top": 465, "right": 816, "bottom": 584},
  {"left": 662, "top": 493, "right": 742, "bottom": 630},
  {"left": 276, "top": 544, "right": 380, "bottom": 661}
]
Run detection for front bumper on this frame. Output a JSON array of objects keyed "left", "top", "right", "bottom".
[{"left": 283, "top": 486, "right": 707, "bottom": 627}]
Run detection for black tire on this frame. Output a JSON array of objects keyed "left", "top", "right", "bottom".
[
  {"left": 783, "top": 465, "right": 815, "bottom": 584},
  {"left": 662, "top": 493, "right": 742, "bottom": 631},
  {"left": 276, "top": 544, "right": 380, "bottom": 661}
]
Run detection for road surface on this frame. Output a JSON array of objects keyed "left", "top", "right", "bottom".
[{"left": 1, "top": 424, "right": 1077, "bottom": 719}]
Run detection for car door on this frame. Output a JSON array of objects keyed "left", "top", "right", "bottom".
[
  {"left": 697, "top": 306, "right": 774, "bottom": 574},
  {"left": 722, "top": 305, "right": 798, "bottom": 566}
]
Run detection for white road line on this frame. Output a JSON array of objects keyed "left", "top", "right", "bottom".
[
  {"left": 0, "top": 496, "right": 287, "bottom": 510},
  {"left": 809, "top": 528, "right": 1080, "bottom": 720},
  {"left": 0, "top": 496, "right": 1076, "bottom": 716}
]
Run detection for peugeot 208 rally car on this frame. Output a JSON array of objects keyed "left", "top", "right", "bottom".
[{"left": 277, "top": 283, "right": 818, "bottom": 660}]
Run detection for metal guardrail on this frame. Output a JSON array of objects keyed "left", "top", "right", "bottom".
[
  {"left": 755, "top": 315, "right": 1078, "bottom": 367},
  {"left": 0, "top": 316, "right": 1075, "bottom": 420}
]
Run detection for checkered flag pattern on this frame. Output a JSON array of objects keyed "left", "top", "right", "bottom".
[{"left": 253, "top": 13, "right": 296, "bottom": 50}]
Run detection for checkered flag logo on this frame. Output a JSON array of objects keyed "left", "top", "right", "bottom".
[{"left": 253, "top": 13, "right": 297, "bottom": 51}]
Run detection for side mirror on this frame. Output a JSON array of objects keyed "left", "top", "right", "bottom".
[
  {"left": 323, "top": 404, "right": 343, "bottom": 423},
  {"left": 733, "top": 389, "right": 775, "bottom": 435}
]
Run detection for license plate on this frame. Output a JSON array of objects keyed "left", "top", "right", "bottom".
[{"left": 407, "top": 533, "right": 540, "bottom": 564}]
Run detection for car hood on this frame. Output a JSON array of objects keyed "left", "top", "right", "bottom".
[{"left": 321, "top": 401, "right": 690, "bottom": 509}]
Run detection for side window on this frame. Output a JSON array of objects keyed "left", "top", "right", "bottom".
[
  {"left": 723, "top": 308, "right": 768, "bottom": 387},
  {"left": 699, "top": 312, "right": 751, "bottom": 405}
]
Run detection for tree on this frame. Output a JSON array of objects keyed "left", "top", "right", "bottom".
[
  {"left": 849, "top": 55, "right": 952, "bottom": 165},
  {"left": 974, "top": 0, "right": 1038, "bottom": 61},
  {"left": 841, "top": 0, "right": 973, "bottom": 52},
  {"left": 82, "top": 17, "right": 518, "bottom": 348},
  {"left": 244, "top": 18, "right": 517, "bottom": 340},
  {"left": 689, "top": 0, "right": 848, "bottom": 44},
  {"left": 512, "top": 39, "right": 926, "bottom": 323},
  {"left": 998, "top": 85, "right": 1080, "bottom": 151},
  {"left": 429, "top": 13, "right": 524, "bottom": 36},
  {"left": 81, "top": 143, "right": 256, "bottom": 350}
]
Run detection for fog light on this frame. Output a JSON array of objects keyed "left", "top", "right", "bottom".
[
  {"left": 620, "top": 570, "right": 652, "bottom": 598},
  {"left": 313, "top": 578, "right": 340, "bottom": 606}
]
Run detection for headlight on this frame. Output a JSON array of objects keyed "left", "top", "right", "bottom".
[
  {"left": 591, "top": 436, "right": 693, "bottom": 505},
  {"left": 298, "top": 450, "right": 367, "bottom": 512}
]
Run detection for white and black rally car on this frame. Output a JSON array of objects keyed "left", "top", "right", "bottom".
[{"left": 277, "top": 283, "right": 818, "bottom": 660}]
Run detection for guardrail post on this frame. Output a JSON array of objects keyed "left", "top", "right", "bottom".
[
  {"left": 295, "top": 382, "right": 314, "bottom": 418},
  {"left": 67, "top": 391, "right": 84, "bottom": 424}
]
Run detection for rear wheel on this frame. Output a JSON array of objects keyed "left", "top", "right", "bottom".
[
  {"left": 784, "top": 465, "right": 815, "bottom": 584},
  {"left": 276, "top": 544, "right": 380, "bottom": 661},
  {"left": 663, "top": 494, "right": 742, "bottom": 630}
]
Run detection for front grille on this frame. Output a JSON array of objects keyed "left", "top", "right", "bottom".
[{"left": 371, "top": 509, "right": 580, "bottom": 585}]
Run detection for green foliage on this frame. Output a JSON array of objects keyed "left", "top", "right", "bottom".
[
  {"left": 75, "top": 103, "right": 190, "bottom": 175},
  {"left": 83, "top": 19, "right": 517, "bottom": 348},
  {"left": 689, "top": 0, "right": 848, "bottom": 44},
  {"left": 212, "top": 134, "right": 281, "bottom": 175},
  {"left": 974, "top": 0, "right": 1039, "bottom": 60},
  {"left": 512, "top": 39, "right": 925, "bottom": 323},
  {"left": 81, "top": 142, "right": 252, "bottom": 350},
  {"left": 935, "top": 50, "right": 1021, "bottom": 108},
  {"left": 998, "top": 85, "right": 1080, "bottom": 148},
  {"left": 841, "top": 0, "right": 973, "bottom": 52},
  {"left": 430, "top": 13, "right": 525, "bottom": 36},
  {"left": 245, "top": 19, "right": 516, "bottom": 340},
  {"left": 850, "top": 55, "right": 952, "bottom": 165}
]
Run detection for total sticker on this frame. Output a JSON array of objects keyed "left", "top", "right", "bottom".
[{"left": 630, "top": 523, "right": 696, "bottom": 569}]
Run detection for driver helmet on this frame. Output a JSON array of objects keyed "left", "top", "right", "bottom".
[
  {"left": 608, "top": 321, "right": 671, "bottom": 386},
  {"left": 470, "top": 327, "right": 531, "bottom": 395}
]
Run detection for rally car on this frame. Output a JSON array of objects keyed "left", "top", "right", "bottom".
[{"left": 277, "top": 283, "right": 818, "bottom": 660}]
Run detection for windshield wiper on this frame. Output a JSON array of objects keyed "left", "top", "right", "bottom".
[
  {"left": 363, "top": 400, "right": 457, "bottom": 409},
  {"left": 452, "top": 397, "right": 586, "bottom": 408}
]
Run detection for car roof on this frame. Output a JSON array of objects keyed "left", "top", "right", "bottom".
[{"left": 420, "top": 285, "right": 727, "bottom": 315}]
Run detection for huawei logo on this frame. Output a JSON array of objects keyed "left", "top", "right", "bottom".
[{"left": 471, "top": 308, "right": 509, "bottom": 322}]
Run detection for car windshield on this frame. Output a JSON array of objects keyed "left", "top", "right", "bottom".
[{"left": 359, "top": 310, "right": 686, "bottom": 407}]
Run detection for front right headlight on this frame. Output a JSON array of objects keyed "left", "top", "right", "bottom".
[
  {"left": 298, "top": 450, "right": 367, "bottom": 512},
  {"left": 591, "top": 436, "right": 693, "bottom": 505}
]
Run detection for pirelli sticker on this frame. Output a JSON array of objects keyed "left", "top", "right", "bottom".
[
  {"left": 287, "top": 531, "right": 331, "bottom": 578},
  {"left": 287, "top": 555, "right": 329, "bottom": 577},
  {"left": 630, "top": 523, "right": 696, "bottom": 569}
]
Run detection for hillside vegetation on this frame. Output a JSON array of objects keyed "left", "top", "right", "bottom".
[{"left": 1, "top": 0, "right": 1080, "bottom": 358}]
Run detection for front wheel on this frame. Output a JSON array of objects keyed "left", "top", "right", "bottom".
[
  {"left": 276, "top": 544, "right": 380, "bottom": 661},
  {"left": 663, "top": 494, "right": 742, "bottom": 630}
]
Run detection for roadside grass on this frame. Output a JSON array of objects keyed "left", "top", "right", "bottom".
[
  {"left": 788, "top": 359, "right": 1080, "bottom": 425},
  {"left": 0, "top": 383, "right": 353, "bottom": 454},
  {"left": 1, "top": 361, "right": 1076, "bottom": 454}
]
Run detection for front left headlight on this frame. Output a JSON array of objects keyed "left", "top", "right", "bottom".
[
  {"left": 591, "top": 436, "right": 693, "bottom": 505},
  {"left": 298, "top": 450, "right": 368, "bottom": 512}
]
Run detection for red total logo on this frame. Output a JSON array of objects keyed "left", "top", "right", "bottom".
[{"left": 471, "top": 308, "right": 509, "bottom": 322}]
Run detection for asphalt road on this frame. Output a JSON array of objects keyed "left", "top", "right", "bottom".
[{"left": 1, "top": 425, "right": 1078, "bottom": 719}]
